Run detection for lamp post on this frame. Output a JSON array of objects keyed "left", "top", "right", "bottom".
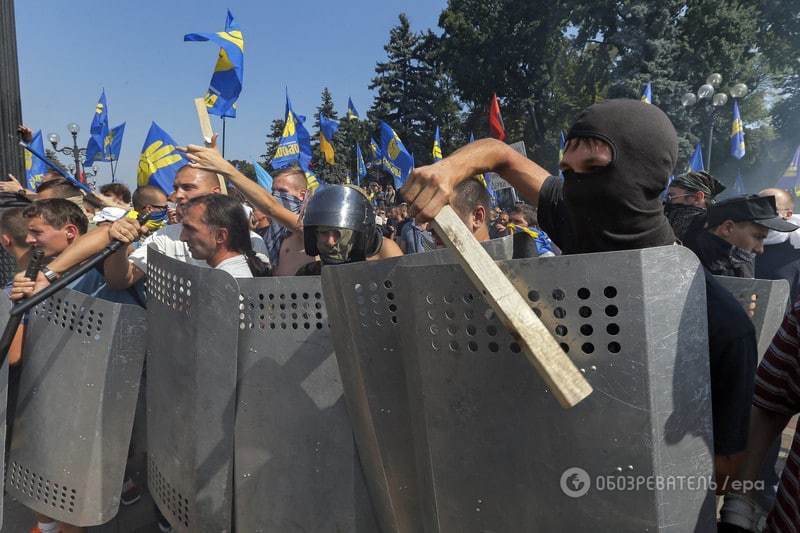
[
  {"left": 681, "top": 74, "right": 748, "bottom": 172},
  {"left": 47, "top": 123, "right": 98, "bottom": 182}
]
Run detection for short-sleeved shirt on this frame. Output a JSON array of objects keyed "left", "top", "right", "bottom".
[
  {"left": 128, "top": 223, "right": 268, "bottom": 273},
  {"left": 215, "top": 255, "right": 252, "bottom": 278},
  {"left": 753, "top": 300, "right": 800, "bottom": 531}
]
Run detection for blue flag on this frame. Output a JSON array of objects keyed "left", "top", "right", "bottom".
[
  {"left": 24, "top": 130, "right": 48, "bottom": 190},
  {"left": 252, "top": 160, "right": 273, "bottom": 191},
  {"left": 271, "top": 110, "right": 301, "bottom": 170},
  {"left": 689, "top": 143, "right": 705, "bottom": 172},
  {"left": 84, "top": 90, "right": 110, "bottom": 166},
  {"left": 731, "top": 100, "right": 746, "bottom": 160},
  {"left": 185, "top": 10, "right": 244, "bottom": 118},
  {"left": 641, "top": 82, "right": 652, "bottom": 104},
  {"left": 319, "top": 114, "right": 339, "bottom": 164},
  {"left": 22, "top": 139, "right": 90, "bottom": 193},
  {"left": 137, "top": 122, "right": 187, "bottom": 195},
  {"left": 379, "top": 122, "right": 413, "bottom": 189},
  {"left": 356, "top": 144, "right": 367, "bottom": 184},
  {"left": 103, "top": 123, "right": 125, "bottom": 162},
  {"left": 432, "top": 126, "right": 443, "bottom": 161},
  {"left": 775, "top": 145, "right": 800, "bottom": 192},
  {"left": 558, "top": 130, "right": 566, "bottom": 180},
  {"left": 369, "top": 137, "right": 381, "bottom": 162},
  {"left": 347, "top": 97, "right": 360, "bottom": 120}
]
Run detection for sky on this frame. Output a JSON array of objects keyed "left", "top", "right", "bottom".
[{"left": 15, "top": 0, "right": 446, "bottom": 191}]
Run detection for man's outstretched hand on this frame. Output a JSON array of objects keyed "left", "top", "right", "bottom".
[{"left": 400, "top": 160, "right": 458, "bottom": 223}]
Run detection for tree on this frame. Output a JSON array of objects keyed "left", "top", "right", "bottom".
[
  {"left": 262, "top": 118, "right": 285, "bottom": 165},
  {"left": 228, "top": 159, "right": 255, "bottom": 181},
  {"left": 369, "top": 14, "right": 464, "bottom": 164}
]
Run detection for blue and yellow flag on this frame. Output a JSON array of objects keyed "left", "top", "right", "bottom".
[
  {"left": 252, "top": 159, "right": 273, "bottom": 191},
  {"left": 641, "top": 82, "right": 652, "bottom": 104},
  {"left": 730, "top": 100, "right": 745, "bottom": 160},
  {"left": 24, "top": 130, "right": 48, "bottom": 190},
  {"left": 558, "top": 130, "right": 566, "bottom": 180},
  {"left": 319, "top": 114, "right": 339, "bottom": 164},
  {"left": 305, "top": 169, "right": 321, "bottom": 191},
  {"left": 356, "top": 144, "right": 367, "bottom": 184},
  {"left": 137, "top": 122, "right": 187, "bottom": 195},
  {"left": 272, "top": 110, "right": 301, "bottom": 170},
  {"left": 688, "top": 143, "right": 705, "bottom": 172},
  {"left": 84, "top": 90, "right": 110, "bottom": 166},
  {"left": 22, "top": 138, "right": 90, "bottom": 193},
  {"left": 775, "top": 145, "right": 800, "bottom": 192},
  {"left": 369, "top": 137, "right": 381, "bottom": 161},
  {"left": 432, "top": 126, "right": 443, "bottom": 161},
  {"left": 379, "top": 122, "right": 413, "bottom": 189},
  {"left": 103, "top": 123, "right": 125, "bottom": 162},
  {"left": 185, "top": 10, "right": 244, "bottom": 118},
  {"left": 347, "top": 97, "right": 359, "bottom": 120},
  {"left": 467, "top": 132, "right": 495, "bottom": 204}
]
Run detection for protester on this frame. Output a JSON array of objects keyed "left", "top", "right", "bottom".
[
  {"left": 0, "top": 207, "right": 31, "bottom": 277},
  {"left": 755, "top": 188, "right": 800, "bottom": 303},
  {"left": 400, "top": 98, "right": 759, "bottom": 492},
  {"left": 490, "top": 210, "right": 510, "bottom": 239},
  {"left": 296, "top": 184, "right": 403, "bottom": 275},
  {"left": 693, "top": 195, "right": 797, "bottom": 278},
  {"left": 664, "top": 170, "right": 727, "bottom": 247},
  {"left": 448, "top": 177, "right": 491, "bottom": 242},
  {"left": 718, "top": 304, "right": 800, "bottom": 532},
  {"left": 399, "top": 218, "right": 435, "bottom": 254},
  {"left": 131, "top": 185, "right": 168, "bottom": 218},
  {"left": 178, "top": 194, "right": 271, "bottom": 278},
  {"left": 99, "top": 183, "right": 132, "bottom": 206},
  {"left": 92, "top": 206, "right": 128, "bottom": 226},
  {"left": 507, "top": 203, "right": 556, "bottom": 256},
  {"left": 384, "top": 184, "right": 396, "bottom": 206},
  {"left": 250, "top": 206, "right": 271, "bottom": 239}
]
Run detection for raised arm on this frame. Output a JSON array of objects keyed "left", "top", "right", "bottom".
[
  {"left": 400, "top": 138, "right": 550, "bottom": 221},
  {"left": 179, "top": 140, "right": 301, "bottom": 230}
]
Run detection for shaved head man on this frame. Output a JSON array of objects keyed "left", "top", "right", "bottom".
[
  {"left": 759, "top": 188, "right": 794, "bottom": 220},
  {"left": 755, "top": 187, "right": 800, "bottom": 304}
]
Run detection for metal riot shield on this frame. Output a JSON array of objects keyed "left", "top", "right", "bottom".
[
  {"left": 393, "top": 246, "right": 715, "bottom": 532},
  {"left": 713, "top": 275, "right": 790, "bottom": 358},
  {"left": 322, "top": 236, "right": 513, "bottom": 533},
  {"left": 0, "top": 295, "right": 12, "bottom": 526},
  {"left": 6, "top": 288, "right": 146, "bottom": 526},
  {"left": 0, "top": 247, "right": 16, "bottom": 287},
  {"left": 146, "top": 250, "right": 239, "bottom": 532},
  {"left": 235, "top": 276, "right": 377, "bottom": 531}
]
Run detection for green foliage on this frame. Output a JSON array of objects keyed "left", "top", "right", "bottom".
[{"left": 227, "top": 159, "right": 255, "bottom": 181}]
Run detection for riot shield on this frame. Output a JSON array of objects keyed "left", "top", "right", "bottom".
[
  {"left": 322, "top": 236, "right": 513, "bottom": 533},
  {"left": 146, "top": 250, "right": 239, "bottom": 532},
  {"left": 235, "top": 276, "right": 377, "bottom": 531},
  {"left": 0, "top": 248, "right": 16, "bottom": 287},
  {"left": 393, "top": 246, "right": 715, "bottom": 532},
  {"left": 6, "top": 288, "right": 146, "bottom": 526},
  {"left": 0, "top": 295, "right": 11, "bottom": 527},
  {"left": 714, "top": 275, "right": 790, "bottom": 358}
]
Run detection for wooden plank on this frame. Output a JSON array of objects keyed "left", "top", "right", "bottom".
[
  {"left": 432, "top": 205, "right": 592, "bottom": 408},
  {"left": 193, "top": 97, "right": 228, "bottom": 195}
]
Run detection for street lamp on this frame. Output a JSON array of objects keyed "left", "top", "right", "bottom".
[
  {"left": 681, "top": 73, "right": 748, "bottom": 171},
  {"left": 47, "top": 123, "right": 98, "bottom": 180}
]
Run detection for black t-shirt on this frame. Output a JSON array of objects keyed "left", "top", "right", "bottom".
[
  {"left": 704, "top": 270, "right": 758, "bottom": 455},
  {"left": 537, "top": 176, "right": 572, "bottom": 252}
]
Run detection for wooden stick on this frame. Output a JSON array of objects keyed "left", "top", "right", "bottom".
[
  {"left": 432, "top": 205, "right": 592, "bottom": 408},
  {"left": 193, "top": 97, "right": 228, "bottom": 195}
]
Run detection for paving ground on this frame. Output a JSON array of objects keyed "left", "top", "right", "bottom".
[{"left": 0, "top": 416, "right": 796, "bottom": 532}]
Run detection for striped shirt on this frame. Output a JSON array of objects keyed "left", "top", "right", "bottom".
[{"left": 753, "top": 300, "right": 800, "bottom": 532}]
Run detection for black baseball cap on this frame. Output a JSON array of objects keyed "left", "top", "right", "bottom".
[{"left": 707, "top": 195, "right": 798, "bottom": 232}]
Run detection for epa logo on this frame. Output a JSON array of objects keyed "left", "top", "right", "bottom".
[{"left": 560, "top": 467, "right": 591, "bottom": 498}]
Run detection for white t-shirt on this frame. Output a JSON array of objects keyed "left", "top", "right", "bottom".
[
  {"left": 128, "top": 223, "right": 269, "bottom": 274},
  {"left": 215, "top": 255, "right": 253, "bottom": 278}
]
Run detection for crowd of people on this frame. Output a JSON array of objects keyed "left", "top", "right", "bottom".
[{"left": 1, "top": 97, "right": 800, "bottom": 532}]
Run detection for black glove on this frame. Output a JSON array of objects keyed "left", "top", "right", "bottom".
[{"left": 717, "top": 522, "right": 754, "bottom": 533}]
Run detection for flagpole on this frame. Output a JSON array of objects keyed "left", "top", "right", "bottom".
[
  {"left": 221, "top": 117, "right": 226, "bottom": 158},
  {"left": 109, "top": 159, "right": 116, "bottom": 183}
]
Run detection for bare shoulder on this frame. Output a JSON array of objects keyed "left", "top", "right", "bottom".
[{"left": 373, "top": 237, "right": 403, "bottom": 260}]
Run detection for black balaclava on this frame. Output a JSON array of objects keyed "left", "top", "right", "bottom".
[{"left": 561, "top": 99, "right": 678, "bottom": 253}]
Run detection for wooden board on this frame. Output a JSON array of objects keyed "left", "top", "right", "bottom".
[
  {"left": 193, "top": 97, "right": 228, "bottom": 195},
  {"left": 431, "top": 205, "right": 592, "bottom": 408}
]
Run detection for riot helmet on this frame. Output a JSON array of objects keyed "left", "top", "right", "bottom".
[{"left": 303, "top": 184, "right": 382, "bottom": 264}]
